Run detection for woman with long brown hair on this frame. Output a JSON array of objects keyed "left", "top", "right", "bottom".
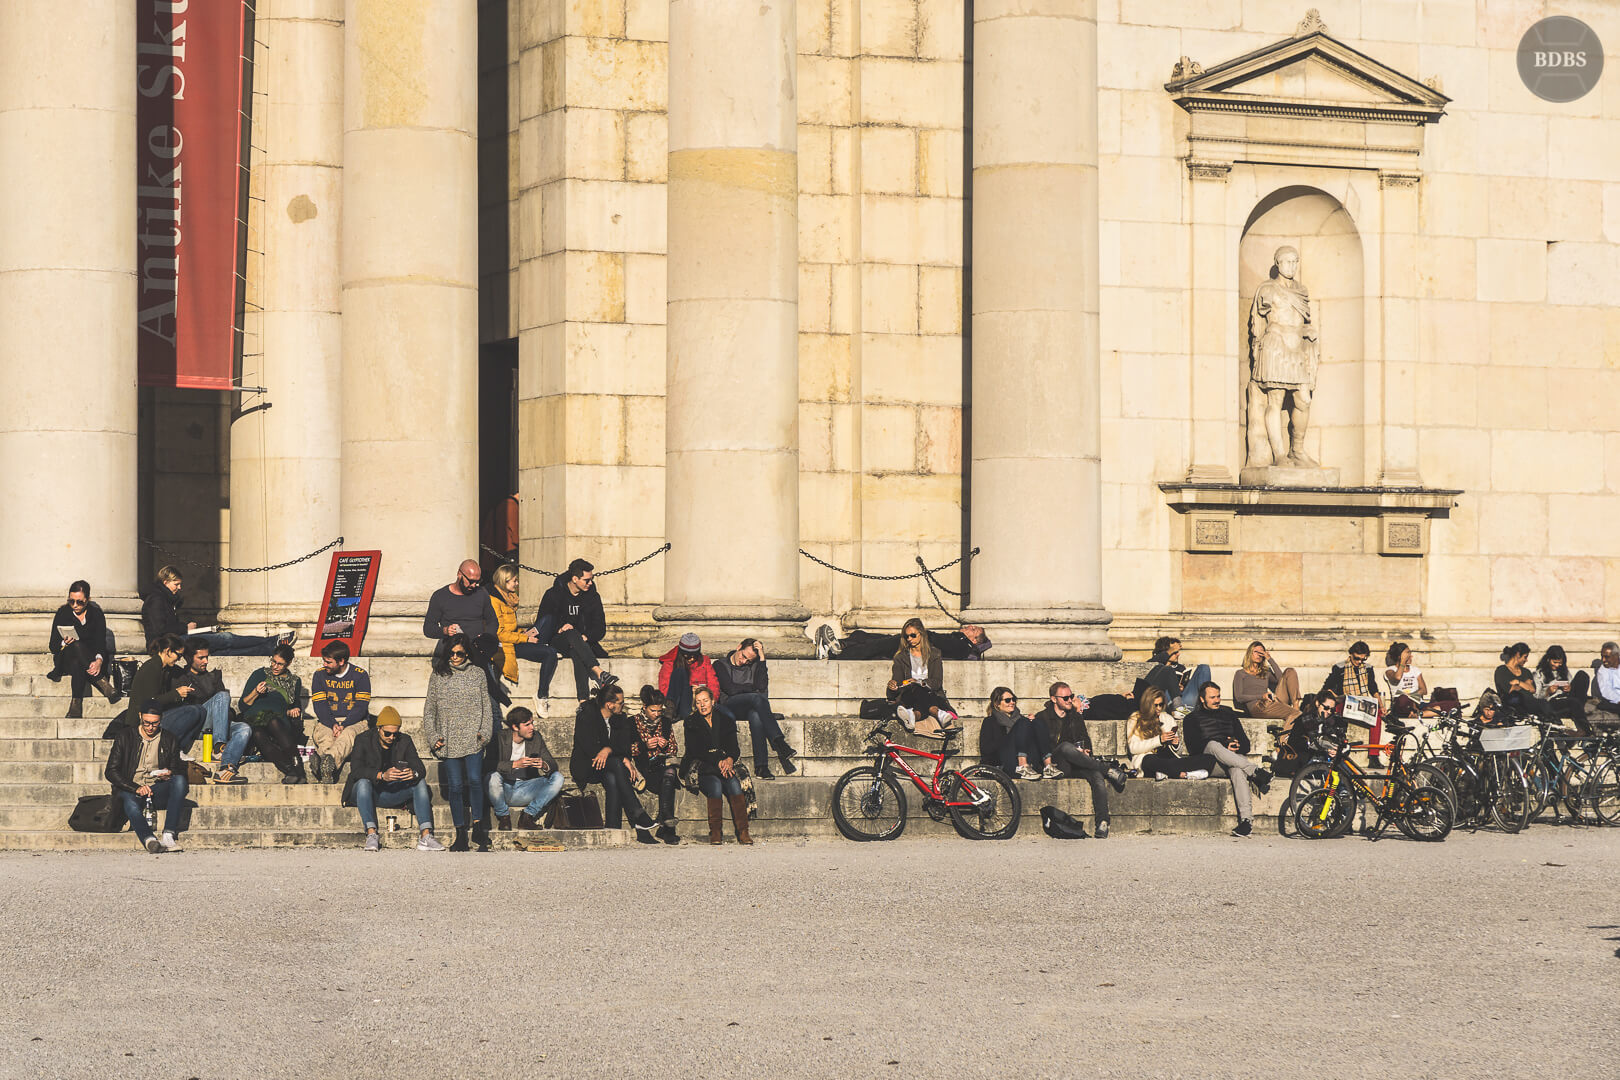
[
  {"left": 1231, "top": 640, "right": 1301, "bottom": 723},
  {"left": 1126, "top": 686, "right": 1215, "bottom": 780},
  {"left": 885, "top": 617, "right": 958, "bottom": 732}
]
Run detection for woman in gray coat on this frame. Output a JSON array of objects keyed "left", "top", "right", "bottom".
[{"left": 423, "top": 633, "right": 494, "bottom": 851}]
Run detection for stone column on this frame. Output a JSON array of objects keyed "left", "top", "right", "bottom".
[
  {"left": 1186, "top": 160, "right": 1238, "bottom": 482},
  {"left": 340, "top": 0, "right": 478, "bottom": 650},
  {"left": 657, "top": 0, "right": 808, "bottom": 650},
  {"left": 964, "top": 0, "right": 1117, "bottom": 659},
  {"left": 0, "top": 2, "right": 141, "bottom": 650},
  {"left": 227, "top": 0, "right": 344, "bottom": 629},
  {"left": 1378, "top": 171, "right": 1423, "bottom": 485}
]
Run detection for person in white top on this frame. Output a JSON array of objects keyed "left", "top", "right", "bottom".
[
  {"left": 1589, "top": 642, "right": 1620, "bottom": 724},
  {"left": 1125, "top": 687, "right": 1215, "bottom": 780},
  {"left": 1382, "top": 641, "right": 1433, "bottom": 718}
]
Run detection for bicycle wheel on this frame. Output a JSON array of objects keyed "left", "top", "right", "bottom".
[
  {"left": 1295, "top": 787, "right": 1355, "bottom": 839},
  {"left": 1400, "top": 760, "right": 1458, "bottom": 812},
  {"left": 1588, "top": 759, "right": 1620, "bottom": 826},
  {"left": 944, "top": 765, "right": 1021, "bottom": 840},
  {"left": 1564, "top": 747, "right": 1601, "bottom": 821},
  {"left": 1425, "top": 754, "right": 1485, "bottom": 827},
  {"left": 1487, "top": 755, "right": 1531, "bottom": 834},
  {"left": 1278, "top": 761, "right": 1333, "bottom": 838},
  {"left": 1392, "top": 784, "right": 1453, "bottom": 842},
  {"left": 1523, "top": 752, "right": 1554, "bottom": 822},
  {"left": 831, "top": 766, "right": 907, "bottom": 841}
]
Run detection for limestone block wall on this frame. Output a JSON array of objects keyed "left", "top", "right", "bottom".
[
  {"left": 1095, "top": 0, "right": 1620, "bottom": 644},
  {"left": 514, "top": 0, "right": 670, "bottom": 614}
]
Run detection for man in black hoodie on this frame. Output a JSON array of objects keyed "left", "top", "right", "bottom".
[
  {"left": 536, "top": 558, "right": 616, "bottom": 700},
  {"left": 1184, "top": 682, "right": 1271, "bottom": 836}
]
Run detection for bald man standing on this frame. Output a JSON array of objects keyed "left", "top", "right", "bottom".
[{"left": 423, "top": 559, "right": 500, "bottom": 642}]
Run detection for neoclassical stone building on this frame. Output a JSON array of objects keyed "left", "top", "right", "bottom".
[{"left": 4, "top": 1, "right": 1619, "bottom": 673}]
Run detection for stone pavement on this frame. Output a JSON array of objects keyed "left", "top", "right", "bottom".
[{"left": 1, "top": 829, "right": 1616, "bottom": 1079}]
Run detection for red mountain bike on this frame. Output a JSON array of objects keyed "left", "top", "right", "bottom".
[{"left": 831, "top": 719, "right": 1021, "bottom": 841}]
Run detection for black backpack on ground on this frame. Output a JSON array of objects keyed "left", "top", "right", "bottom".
[
  {"left": 1040, "top": 805, "right": 1088, "bottom": 839},
  {"left": 68, "top": 794, "right": 124, "bottom": 833}
]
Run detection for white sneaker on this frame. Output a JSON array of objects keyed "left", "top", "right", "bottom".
[
  {"left": 1015, "top": 764, "right": 1042, "bottom": 781},
  {"left": 1153, "top": 772, "right": 1168, "bottom": 781},
  {"left": 896, "top": 706, "right": 917, "bottom": 731},
  {"left": 363, "top": 832, "right": 380, "bottom": 852},
  {"left": 1172, "top": 705, "right": 1192, "bottom": 721},
  {"left": 1185, "top": 768, "right": 1209, "bottom": 780},
  {"left": 416, "top": 832, "right": 446, "bottom": 851},
  {"left": 159, "top": 832, "right": 182, "bottom": 853},
  {"left": 1041, "top": 763, "right": 1063, "bottom": 779},
  {"left": 935, "top": 709, "right": 958, "bottom": 726}
]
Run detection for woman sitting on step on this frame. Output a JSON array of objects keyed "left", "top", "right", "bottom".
[
  {"left": 977, "top": 687, "right": 1056, "bottom": 781},
  {"left": 239, "top": 643, "right": 309, "bottom": 784},
  {"left": 680, "top": 685, "right": 752, "bottom": 846},
  {"left": 885, "top": 617, "right": 959, "bottom": 735},
  {"left": 1126, "top": 687, "right": 1216, "bottom": 781},
  {"left": 47, "top": 579, "right": 121, "bottom": 718}
]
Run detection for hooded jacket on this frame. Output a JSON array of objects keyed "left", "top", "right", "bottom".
[
  {"left": 140, "top": 580, "right": 186, "bottom": 643},
  {"left": 658, "top": 646, "right": 719, "bottom": 700},
  {"left": 537, "top": 573, "right": 607, "bottom": 645}
]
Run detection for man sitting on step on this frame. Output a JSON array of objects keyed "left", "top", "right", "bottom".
[
  {"left": 344, "top": 707, "right": 444, "bottom": 852},
  {"left": 486, "top": 707, "right": 565, "bottom": 830},
  {"left": 174, "top": 642, "right": 252, "bottom": 784},
  {"left": 309, "top": 640, "right": 371, "bottom": 784},
  {"left": 1183, "top": 682, "right": 1273, "bottom": 838},
  {"left": 105, "top": 700, "right": 189, "bottom": 853}
]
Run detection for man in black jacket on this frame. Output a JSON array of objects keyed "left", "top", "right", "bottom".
[
  {"left": 537, "top": 558, "right": 616, "bottom": 700},
  {"left": 172, "top": 642, "right": 253, "bottom": 779},
  {"left": 105, "top": 702, "right": 189, "bottom": 853},
  {"left": 1033, "top": 681, "right": 1128, "bottom": 838},
  {"left": 485, "top": 707, "right": 565, "bottom": 829},
  {"left": 343, "top": 707, "right": 444, "bottom": 851},
  {"left": 141, "top": 565, "right": 291, "bottom": 656},
  {"left": 1184, "top": 682, "right": 1272, "bottom": 836}
]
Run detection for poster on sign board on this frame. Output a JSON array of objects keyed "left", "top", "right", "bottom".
[{"left": 312, "top": 551, "right": 382, "bottom": 658}]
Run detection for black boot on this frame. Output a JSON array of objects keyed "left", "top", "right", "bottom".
[
  {"left": 656, "top": 823, "right": 681, "bottom": 845},
  {"left": 754, "top": 760, "right": 775, "bottom": 780},
  {"left": 771, "top": 737, "right": 798, "bottom": 775},
  {"left": 657, "top": 773, "right": 677, "bottom": 825},
  {"left": 471, "top": 820, "right": 491, "bottom": 852},
  {"left": 65, "top": 697, "right": 83, "bottom": 719},
  {"left": 633, "top": 813, "right": 659, "bottom": 845},
  {"left": 449, "top": 826, "right": 470, "bottom": 852}
]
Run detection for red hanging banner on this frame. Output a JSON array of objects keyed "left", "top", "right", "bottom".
[{"left": 136, "top": 0, "right": 251, "bottom": 390}]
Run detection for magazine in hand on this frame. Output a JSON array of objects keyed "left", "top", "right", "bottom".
[{"left": 55, "top": 624, "right": 78, "bottom": 644}]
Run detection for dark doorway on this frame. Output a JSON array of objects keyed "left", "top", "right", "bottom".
[{"left": 479, "top": 340, "right": 519, "bottom": 574}]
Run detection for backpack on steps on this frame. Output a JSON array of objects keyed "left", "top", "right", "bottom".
[
  {"left": 1039, "top": 805, "right": 1088, "bottom": 840},
  {"left": 67, "top": 794, "right": 124, "bottom": 833}
]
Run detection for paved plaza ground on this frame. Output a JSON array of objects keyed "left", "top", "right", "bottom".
[{"left": 2, "top": 829, "right": 1616, "bottom": 1079}]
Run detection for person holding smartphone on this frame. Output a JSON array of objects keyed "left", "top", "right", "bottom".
[
  {"left": 105, "top": 701, "right": 189, "bottom": 853},
  {"left": 1126, "top": 687, "right": 1215, "bottom": 780},
  {"left": 344, "top": 707, "right": 443, "bottom": 851},
  {"left": 486, "top": 707, "right": 565, "bottom": 830}
]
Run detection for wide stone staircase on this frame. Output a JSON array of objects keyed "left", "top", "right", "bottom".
[{"left": 0, "top": 651, "right": 1302, "bottom": 850}]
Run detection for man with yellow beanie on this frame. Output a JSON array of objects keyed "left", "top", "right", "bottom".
[{"left": 342, "top": 706, "right": 444, "bottom": 851}]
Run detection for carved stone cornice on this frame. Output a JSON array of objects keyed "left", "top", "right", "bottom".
[
  {"left": 1379, "top": 171, "right": 1421, "bottom": 188},
  {"left": 1187, "top": 159, "right": 1232, "bottom": 181}
]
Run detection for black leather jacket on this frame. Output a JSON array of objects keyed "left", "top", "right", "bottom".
[{"left": 105, "top": 725, "right": 183, "bottom": 795}]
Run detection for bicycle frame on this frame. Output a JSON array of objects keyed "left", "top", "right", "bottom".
[{"left": 870, "top": 736, "right": 988, "bottom": 809}]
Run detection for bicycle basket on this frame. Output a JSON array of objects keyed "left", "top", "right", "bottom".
[{"left": 1478, "top": 725, "right": 1536, "bottom": 752}]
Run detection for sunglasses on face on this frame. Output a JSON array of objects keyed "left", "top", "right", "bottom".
[
  {"left": 1000, "top": 696, "right": 1016, "bottom": 705},
  {"left": 1056, "top": 693, "right": 1074, "bottom": 701},
  {"left": 68, "top": 598, "right": 87, "bottom": 607},
  {"left": 379, "top": 729, "right": 398, "bottom": 739},
  {"left": 449, "top": 650, "right": 468, "bottom": 659}
]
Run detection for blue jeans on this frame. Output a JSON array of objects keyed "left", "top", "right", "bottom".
[
  {"left": 440, "top": 751, "right": 486, "bottom": 828},
  {"left": 353, "top": 777, "right": 434, "bottom": 832},
  {"left": 159, "top": 705, "right": 207, "bottom": 752},
  {"left": 512, "top": 640, "right": 560, "bottom": 698},
  {"left": 698, "top": 773, "right": 743, "bottom": 798},
  {"left": 486, "top": 771, "right": 565, "bottom": 819},
  {"left": 218, "top": 719, "right": 253, "bottom": 768},
  {"left": 726, "top": 693, "right": 783, "bottom": 771},
  {"left": 186, "top": 631, "right": 280, "bottom": 657},
  {"left": 1178, "top": 665, "right": 1213, "bottom": 710},
  {"left": 118, "top": 773, "right": 190, "bottom": 842}
]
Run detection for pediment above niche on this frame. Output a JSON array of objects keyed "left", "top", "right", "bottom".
[{"left": 1166, "top": 16, "right": 1449, "bottom": 126}]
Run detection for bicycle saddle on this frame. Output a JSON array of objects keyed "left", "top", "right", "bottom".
[
  {"left": 914, "top": 725, "right": 962, "bottom": 742},
  {"left": 1383, "top": 717, "right": 1413, "bottom": 734}
]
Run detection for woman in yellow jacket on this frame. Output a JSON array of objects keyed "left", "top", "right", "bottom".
[{"left": 490, "top": 564, "right": 560, "bottom": 701}]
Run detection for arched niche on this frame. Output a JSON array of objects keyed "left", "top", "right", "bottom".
[{"left": 1238, "top": 186, "right": 1365, "bottom": 484}]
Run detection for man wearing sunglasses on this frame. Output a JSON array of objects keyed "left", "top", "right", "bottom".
[
  {"left": 344, "top": 707, "right": 443, "bottom": 851},
  {"left": 1033, "top": 682, "right": 1128, "bottom": 838},
  {"left": 423, "top": 559, "right": 499, "bottom": 642}
]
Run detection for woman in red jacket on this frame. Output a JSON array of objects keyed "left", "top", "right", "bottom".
[{"left": 658, "top": 632, "right": 719, "bottom": 718}]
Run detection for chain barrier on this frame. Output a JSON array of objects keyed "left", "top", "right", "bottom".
[
  {"left": 479, "top": 541, "right": 671, "bottom": 579},
  {"left": 139, "top": 536, "right": 345, "bottom": 575},
  {"left": 799, "top": 547, "right": 979, "bottom": 626}
]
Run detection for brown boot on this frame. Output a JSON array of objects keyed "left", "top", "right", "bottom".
[
  {"left": 706, "top": 796, "right": 725, "bottom": 845},
  {"left": 65, "top": 697, "right": 83, "bottom": 719},
  {"left": 92, "top": 676, "right": 121, "bottom": 704},
  {"left": 727, "top": 793, "right": 753, "bottom": 845}
]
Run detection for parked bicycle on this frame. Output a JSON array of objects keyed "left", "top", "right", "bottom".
[
  {"left": 831, "top": 719, "right": 1021, "bottom": 841},
  {"left": 1292, "top": 717, "right": 1453, "bottom": 842}
]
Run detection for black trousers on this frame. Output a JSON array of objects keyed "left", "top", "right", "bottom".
[
  {"left": 597, "top": 755, "right": 650, "bottom": 829},
  {"left": 550, "top": 628, "right": 604, "bottom": 698},
  {"left": 251, "top": 714, "right": 307, "bottom": 779},
  {"left": 1051, "top": 741, "right": 1112, "bottom": 821},
  {"left": 49, "top": 642, "right": 114, "bottom": 700},
  {"left": 636, "top": 755, "right": 679, "bottom": 824},
  {"left": 1139, "top": 748, "right": 1217, "bottom": 778}
]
